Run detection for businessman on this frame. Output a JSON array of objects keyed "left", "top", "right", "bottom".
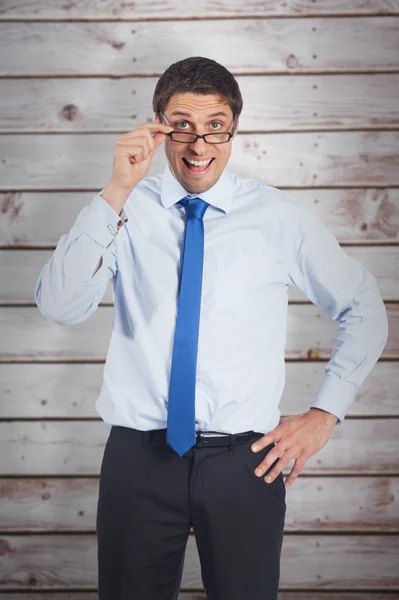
[{"left": 35, "top": 56, "right": 388, "bottom": 599}]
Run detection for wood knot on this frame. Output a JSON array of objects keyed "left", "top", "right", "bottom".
[
  {"left": 41, "top": 492, "right": 51, "bottom": 500},
  {"left": 60, "top": 104, "right": 79, "bottom": 122},
  {"left": 1, "top": 192, "right": 23, "bottom": 221},
  {"left": 286, "top": 54, "right": 299, "bottom": 69},
  {"left": 111, "top": 41, "right": 126, "bottom": 50},
  {"left": 0, "top": 539, "right": 13, "bottom": 556}
]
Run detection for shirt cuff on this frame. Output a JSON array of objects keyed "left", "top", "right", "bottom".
[
  {"left": 75, "top": 190, "right": 128, "bottom": 248},
  {"left": 310, "top": 374, "right": 358, "bottom": 426}
]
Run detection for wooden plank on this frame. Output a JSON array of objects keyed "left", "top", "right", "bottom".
[
  {"left": 1, "top": 132, "right": 399, "bottom": 190},
  {"left": 1, "top": 74, "right": 399, "bottom": 132},
  {"left": 292, "top": 188, "right": 399, "bottom": 244},
  {"left": 1, "top": 476, "right": 398, "bottom": 533},
  {"left": 1, "top": 0, "right": 399, "bottom": 19},
  {"left": 0, "top": 419, "right": 398, "bottom": 476},
  {"left": 1, "top": 305, "right": 396, "bottom": 362},
  {"left": 2, "top": 188, "right": 398, "bottom": 247},
  {"left": 1, "top": 18, "right": 399, "bottom": 76},
  {"left": 281, "top": 362, "right": 399, "bottom": 418},
  {"left": 0, "top": 595, "right": 396, "bottom": 600},
  {"left": 0, "top": 533, "right": 398, "bottom": 589},
  {"left": 0, "top": 361, "right": 398, "bottom": 419},
  {"left": 1, "top": 246, "right": 398, "bottom": 304}
]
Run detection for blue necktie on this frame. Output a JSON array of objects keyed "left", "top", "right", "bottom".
[{"left": 167, "top": 196, "right": 210, "bottom": 457}]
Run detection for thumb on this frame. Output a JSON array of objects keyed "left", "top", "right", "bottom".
[{"left": 150, "top": 132, "right": 167, "bottom": 158}]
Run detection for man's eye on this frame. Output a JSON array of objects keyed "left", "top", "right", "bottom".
[{"left": 176, "top": 121, "right": 222, "bottom": 130}]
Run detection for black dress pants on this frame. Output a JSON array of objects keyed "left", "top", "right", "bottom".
[{"left": 96, "top": 425, "right": 286, "bottom": 600}]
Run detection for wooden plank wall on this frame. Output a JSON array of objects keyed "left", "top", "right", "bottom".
[{"left": 1, "top": 1, "right": 399, "bottom": 598}]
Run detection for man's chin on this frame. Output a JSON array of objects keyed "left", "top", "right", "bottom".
[
  {"left": 181, "top": 179, "right": 214, "bottom": 195},
  {"left": 179, "top": 170, "right": 220, "bottom": 194}
]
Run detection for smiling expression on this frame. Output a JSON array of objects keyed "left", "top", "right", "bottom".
[{"left": 155, "top": 93, "right": 239, "bottom": 195}]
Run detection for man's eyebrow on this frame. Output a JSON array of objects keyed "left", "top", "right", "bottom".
[{"left": 169, "top": 110, "right": 229, "bottom": 120}]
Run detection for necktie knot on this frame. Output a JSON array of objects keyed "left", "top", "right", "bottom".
[{"left": 179, "top": 196, "right": 209, "bottom": 220}]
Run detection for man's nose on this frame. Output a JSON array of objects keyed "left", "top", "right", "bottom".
[{"left": 189, "top": 136, "right": 208, "bottom": 155}]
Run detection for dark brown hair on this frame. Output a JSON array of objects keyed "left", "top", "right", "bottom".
[{"left": 152, "top": 56, "right": 243, "bottom": 122}]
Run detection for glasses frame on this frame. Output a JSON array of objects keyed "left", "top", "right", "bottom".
[{"left": 159, "top": 111, "right": 237, "bottom": 144}]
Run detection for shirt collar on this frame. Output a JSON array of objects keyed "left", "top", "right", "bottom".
[{"left": 160, "top": 162, "right": 234, "bottom": 214}]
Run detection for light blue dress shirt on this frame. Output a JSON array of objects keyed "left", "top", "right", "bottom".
[{"left": 35, "top": 163, "right": 389, "bottom": 434}]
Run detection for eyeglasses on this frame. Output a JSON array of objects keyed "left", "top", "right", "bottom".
[{"left": 159, "top": 112, "right": 236, "bottom": 144}]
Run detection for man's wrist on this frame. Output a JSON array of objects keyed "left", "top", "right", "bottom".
[
  {"left": 101, "top": 181, "right": 135, "bottom": 215},
  {"left": 308, "top": 407, "right": 338, "bottom": 425}
]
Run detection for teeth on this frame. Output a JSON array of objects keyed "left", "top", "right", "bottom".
[{"left": 187, "top": 159, "right": 212, "bottom": 167}]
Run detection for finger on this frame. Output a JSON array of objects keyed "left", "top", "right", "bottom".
[
  {"left": 253, "top": 445, "right": 288, "bottom": 478},
  {"left": 256, "top": 448, "right": 298, "bottom": 484},
  {"left": 122, "top": 123, "right": 173, "bottom": 137},
  {"left": 153, "top": 130, "right": 168, "bottom": 148},
  {"left": 121, "top": 132, "right": 160, "bottom": 161},
  {"left": 251, "top": 432, "right": 278, "bottom": 453},
  {"left": 284, "top": 457, "right": 306, "bottom": 487},
  {"left": 254, "top": 456, "right": 286, "bottom": 482},
  {"left": 119, "top": 137, "right": 152, "bottom": 161},
  {"left": 118, "top": 135, "right": 152, "bottom": 151},
  {"left": 118, "top": 132, "right": 163, "bottom": 157},
  {"left": 264, "top": 449, "right": 299, "bottom": 484},
  {"left": 137, "top": 122, "right": 173, "bottom": 131},
  {"left": 149, "top": 131, "right": 170, "bottom": 159}
]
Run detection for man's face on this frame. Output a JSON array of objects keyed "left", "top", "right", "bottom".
[{"left": 155, "top": 93, "right": 239, "bottom": 194}]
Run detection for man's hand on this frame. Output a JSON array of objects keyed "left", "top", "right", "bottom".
[{"left": 250, "top": 408, "right": 337, "bottom": 487}]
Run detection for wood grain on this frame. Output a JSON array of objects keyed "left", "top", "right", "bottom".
[
  {"left": 0, "top": 533, "right": 398, "bottom": 589},
  {"left": 1, "top": 0, "right": 399, "bottom": 19},
  {"left": 0, "top": 595, "right": 396, "bottom": 600},
  {"left": 1, "top": 18, "right": 399, "bottom": 76},
  {"left": 1, "top": 74, "right": 398, "bottom": 132},
  {"left": 0, "top": 419, "right": 397, "bottom": 475},
  {"left": 1, "top": 188, "right": 398, "bottom": 247},
  {"left": 1, "top": 476, "right": 398, "bottom": 532},
  {"left": 1, "top": 4, "right": 398, "bottom": 599},
  {"left": 1, "top": 305, "right": 395, "bottom": 362},
  {"left": 0, "top": 361, "right": 398, "bottom": 419},
  {"left": 1, "top": 132, "right": 399, "bottom": 190},
  {"left": 1, "top": 246, "right": 398, "bottom": 304}
]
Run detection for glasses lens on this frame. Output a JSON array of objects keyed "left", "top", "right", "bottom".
[
  {"left": 170, "top": 132, "right": 197, "bottom": 143},
  {"left": 170, "top": 132, "right": 230, "bottom": 143},
  {"left": 204, "top": 133, "right": 231, "bottom": 144}
]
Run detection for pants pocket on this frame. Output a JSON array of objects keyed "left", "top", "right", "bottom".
[{"left": 243, "top": 443, "right": 287, "bottom": 511}]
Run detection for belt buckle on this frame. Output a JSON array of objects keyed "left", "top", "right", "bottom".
[{"left": 197, "top": 431, "right": 226, "bottom": 438}]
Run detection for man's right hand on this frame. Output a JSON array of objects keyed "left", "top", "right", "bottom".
[{"left": 109, "top": 122, "right": 173, "bottom": 191}]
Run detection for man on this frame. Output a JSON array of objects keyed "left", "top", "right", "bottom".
[{"left": 35, "top": 56, "right": 389, "bottom": 599}]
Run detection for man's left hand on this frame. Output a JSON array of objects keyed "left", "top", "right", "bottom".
[{"left": 250, "top": 408, "right": 337, "bottom": 487}]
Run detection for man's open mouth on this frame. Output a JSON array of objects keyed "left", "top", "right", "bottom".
[{"left": 182, "top": 157, "right": 215, "bottom": 174}]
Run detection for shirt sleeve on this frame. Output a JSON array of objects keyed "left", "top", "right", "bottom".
[
  {"left": 34, "top": 191, "right": 128, "bottom": 326},
  {"left": 288, "top": 201, "right": 389, "bottom": 425}
]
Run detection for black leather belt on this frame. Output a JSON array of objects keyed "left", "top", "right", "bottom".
[{"left": 170, "top": 430, "right": 263, "bottom": 448}]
